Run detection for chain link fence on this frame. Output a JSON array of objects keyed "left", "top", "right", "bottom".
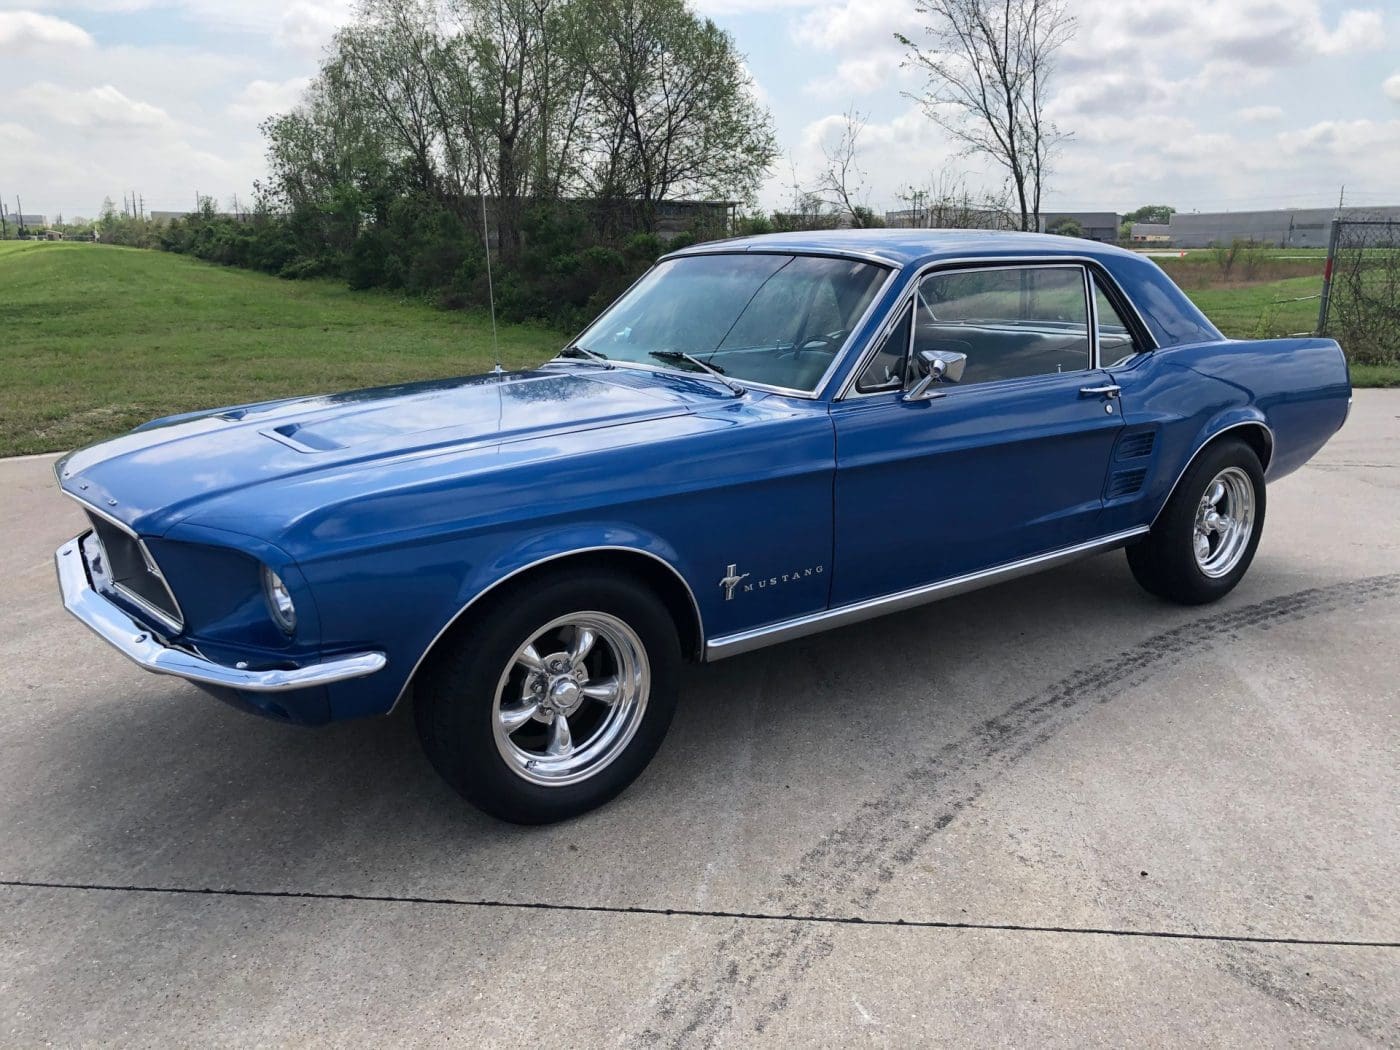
[{"left": 1319, "top": 219, "right": 1400, "bottom": 365}]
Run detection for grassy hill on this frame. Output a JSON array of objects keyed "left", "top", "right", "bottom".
[
  {"left": 0, "top": 241, "right": 1391, "bottom": 457},
  {"left": 0, "top": 242, "right": 558, "bottom": 456}
]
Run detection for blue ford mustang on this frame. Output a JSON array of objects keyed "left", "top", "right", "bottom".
[{"left": 54, "top": 230, "right": 1351, "bottom": 822}]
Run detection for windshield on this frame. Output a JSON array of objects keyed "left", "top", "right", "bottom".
[{"left": 572, "top": 253, "right": 890, "bottom": 392}]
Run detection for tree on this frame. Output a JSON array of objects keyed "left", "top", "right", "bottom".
[
  {"left": 1046, "top": 216, "right": 1082, "bottom": 238},
  {"left": 897, "top": 0, "right": 1074, "bottom": 232},
  {"left": 576, "top": 0, "right": 778, "bottom": 231},
  {"left": 813, "top": 107, "right": 879, "bottom": 228},
  {"left": 893, "top": 172, "right": 1014, "bottom": 230},
  {"left": 1124, "top": 204, "right": 1175, "bottom": 225}
]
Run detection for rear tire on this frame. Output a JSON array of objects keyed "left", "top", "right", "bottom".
[
  {"left": 1127, "top": 437, "right": 1266, "bottom": 605},
  {"left": 414, "top": 570, "right": 681, "bottom": 824}
]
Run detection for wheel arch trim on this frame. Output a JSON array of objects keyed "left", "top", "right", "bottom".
[
  {"left": 1150, "top": 418, "right": 1275, "bottom": 528},
  {"left": 387, "top": 544, "right": 704, "bottom": 713}
]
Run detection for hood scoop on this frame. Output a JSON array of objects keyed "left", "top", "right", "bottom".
[{"left": 263, "top": 422, "right": 349, "bottom": 454}]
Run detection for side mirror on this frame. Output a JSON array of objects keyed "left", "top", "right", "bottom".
[{"left": 904, "top": 349, "right": 968, "bottom": 401}]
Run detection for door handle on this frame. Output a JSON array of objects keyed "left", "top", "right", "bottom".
[{"left": 1079, "top": 384, "right": 1121, "bottom": 399}]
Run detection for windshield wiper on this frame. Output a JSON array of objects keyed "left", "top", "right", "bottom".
[
  {"left": 554, "top": 344, "right": 612, "bottom": 367},
  {"left": 648, "top": 350, "right": 745, "bottom": 397}
]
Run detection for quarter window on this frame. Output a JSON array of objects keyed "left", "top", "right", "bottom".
[
  {"left": 914, "top": 265, "right": 1090, "bottom": 386},
  {"left": 1094, "top": 278, "right": 1139, "bottom": 364},
  {"left": 855, "top": 302, "right": 913, "bottom": 392}
]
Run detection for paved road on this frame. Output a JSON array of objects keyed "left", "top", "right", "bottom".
[{"left": 2, "top": 394, "right": 1397, "bottom": 1047}]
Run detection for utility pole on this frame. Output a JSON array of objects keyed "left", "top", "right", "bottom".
[
  {"left": 139, "top": 193, "right": 144, "bottom": 220},
  {"left": 16, "top": 193, "right": 24, "bottom": 236}
]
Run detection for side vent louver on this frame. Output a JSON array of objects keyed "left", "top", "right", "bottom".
[
  {"left": 1106, "top": 467, "right": 1148, "bottom": 500},
  {"left": 1117, "top": 431, "right": 1156, "bottom": 460}
]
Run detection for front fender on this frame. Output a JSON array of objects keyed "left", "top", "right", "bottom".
[{"left": 314, "top": 522, "right": 703, "bottom": 720}]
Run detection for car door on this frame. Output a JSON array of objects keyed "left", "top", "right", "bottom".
[{"left": 829, "top": 262, "right": 1125, "bottom": 606}]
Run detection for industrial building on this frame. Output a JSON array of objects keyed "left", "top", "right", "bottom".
[
  {"left": 1037, "top": 211, "right": 1120, "bottom": 243},
  {"left": 884, "top": 208, "right": 1121, "bottom": 242},
  {"left": 1145, "top": 206, "right": 1400, "bottom": 248}
]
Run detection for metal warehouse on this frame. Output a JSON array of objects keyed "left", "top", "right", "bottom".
[{"left": 1165, "top": 205, "right": 1400, "bottom": 248}]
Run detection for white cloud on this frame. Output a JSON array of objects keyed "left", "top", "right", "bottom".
[
  {"left": 1236, "top": 105, "right": 1284, "bottom": 123},
  {"left": 0, "top": 120, "right": 41, "bottom": 147},
  {"left": 692, "top": 0, "right": 814, "bottom": 13},
  {"left": 226, "top": 76, "right": 311, "bottom": 122},
  {"left": 274, "top": 1, "right": 351, "bottom": 54},
  {"left": 0, "top": 11, "right": 94, "bottom": 53},
  {"left": 1386, "top": 73, "right": 1400, "bottom": 104},
  {"left": 793, "top": 0, "right": 919, "bottom": 53},
  {"left": 17, "top": 81, "right": 175, "bottom": 131}
]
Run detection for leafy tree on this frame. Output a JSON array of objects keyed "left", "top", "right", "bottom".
[
  {"left": 1046, "top": 216, "right": 1082, "bottom": 238},
  {"left": 575, "top": 0, "right": 778, "bottom": 230},
  {"left": 1124, "top": 204, "right": 1175, "bottom": 225}
]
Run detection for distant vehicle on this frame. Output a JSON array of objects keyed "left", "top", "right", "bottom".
[{"left": 54, "top": 230, "right": 1351, "bottom": 823}]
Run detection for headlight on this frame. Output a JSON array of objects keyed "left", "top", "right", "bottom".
[{"left": 261, "top": 565, "right": 297, "bottom": 634}]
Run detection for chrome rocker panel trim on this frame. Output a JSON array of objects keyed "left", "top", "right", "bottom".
[
  {"left": 705, "top": 527, "right": 1150, "bottom": 660},
  {"left": 56, "top": 535, "right": 387, "bottom": 693}
]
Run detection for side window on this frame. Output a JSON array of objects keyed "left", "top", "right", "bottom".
[
  {"left": 915, "top": 265, "right": 1090, "bottom": 386},
  {"left": 1094, "top": 278, "right": 1139, "bottom": 365},
  {"left": 855, "top": 302, "right": 913, "bottom": 393}
]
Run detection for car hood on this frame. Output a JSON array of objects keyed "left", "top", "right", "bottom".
[{"left": 57, "top": 366, "right": 729, "bottom": 537}]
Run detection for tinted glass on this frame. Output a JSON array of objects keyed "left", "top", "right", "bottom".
[
  {"left": 1094, "top": 279, "right": 1138, "bottom": 364},
  {"left": 915, "top": 266, "right": 1090, "bottom": 386},
  {"left": 576, "top": 254, "right": 888, "bottom": 392},
  {"left": 856, "top": 302, "right": 913, "bottom": 392}
]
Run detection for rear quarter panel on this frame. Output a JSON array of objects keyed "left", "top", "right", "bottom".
[{"left": 1105, "top": 336, "right": 1350, "bottom": 534}]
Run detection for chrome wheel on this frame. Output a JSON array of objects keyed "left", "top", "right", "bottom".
[
  {"left": 491, "top": 612, "right": 649, "bottom": 787},
  {"left": 1193, "top": 466, "right": 1255, "bottom": 578}
]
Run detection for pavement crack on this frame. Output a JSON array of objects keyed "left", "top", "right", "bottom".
[{"left": 2, "top": 878, "right": 1396, "bottom": 950}]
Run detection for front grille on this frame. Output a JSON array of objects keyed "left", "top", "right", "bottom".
[{"left": 84, "top": 511, "right": 183, "bottom": 631}]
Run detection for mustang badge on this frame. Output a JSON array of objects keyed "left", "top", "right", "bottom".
[
  {"left": 719, "top": 564, "right": 750, "bottom": 601},
  {"left": 720, "top": 562, "right": 823, "bottom": 600}
]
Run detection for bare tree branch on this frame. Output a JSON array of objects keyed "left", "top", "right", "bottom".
[{"left": 896, "top": 0, "right": 1073, "bottom": 231}]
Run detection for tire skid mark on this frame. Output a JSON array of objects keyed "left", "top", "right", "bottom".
[{"left": 638, "top": 574, "right": 1400, "bottom": 1047}]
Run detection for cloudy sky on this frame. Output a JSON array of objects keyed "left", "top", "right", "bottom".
[{"left": 0, "top": 0, "right": 1397, "bottom": 221}]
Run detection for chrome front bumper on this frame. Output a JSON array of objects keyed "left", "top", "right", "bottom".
[{"left": 55, "top": 535, "right": 387, "bottom": 694}]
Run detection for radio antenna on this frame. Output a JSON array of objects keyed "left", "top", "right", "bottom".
[{"left": 478, "top": 174, "right": 502, "bottom": 375}]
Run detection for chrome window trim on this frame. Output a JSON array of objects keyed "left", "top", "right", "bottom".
[
  {"left": 561, "top": 250, "right": 901, "bottom": 402},
  {"left": 662, "top": 244, "right": 907, "bottom": 268},
  {"left": 1089, "top": 272, "right": 1152, "bottom": 365},
  {"left": 388, "top": 545, "right": 705, "bottom": 713},
  {"left": 1150, "top": 421, "right": 1276, "bottom": 527},
  {"left": 836, "top": 254, "right": 1161, "bottom": 401},
  {"left": 705, "top": 526, "right": 1150, "bottom": 660},
  {"left": 63, "top": 490, "right": 185, "bottom": 633}
]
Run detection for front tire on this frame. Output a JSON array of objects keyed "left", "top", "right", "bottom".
[
  {"left": 414, "top": 570, "right": 681, "bottom": 824},
  {"left": 1127, "top": 437, "right": 1266, "bottom": 605}
]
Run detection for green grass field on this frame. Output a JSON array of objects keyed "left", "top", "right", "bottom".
[
  {"left": 0, "top": 241, "right": 1394, "bottom": 456},
  {"left": 0, "top": 242, "right": 558, "bottom": 456}
]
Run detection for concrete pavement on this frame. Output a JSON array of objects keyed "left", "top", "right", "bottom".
[{"left": 2, "top": 393, "right": 1397, "bottom": 1046}]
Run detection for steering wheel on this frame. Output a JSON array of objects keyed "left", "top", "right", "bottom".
[{"left": 783, "top": 329, "right": 849, "bottom": 359}]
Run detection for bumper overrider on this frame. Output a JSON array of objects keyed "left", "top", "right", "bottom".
[{"left": 55, "top": 533, "right": 386, "bottom": 694}]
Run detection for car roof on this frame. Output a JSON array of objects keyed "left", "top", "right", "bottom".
[{"left": 664, "top": 228, "right": 1140, "bottom": 269}]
